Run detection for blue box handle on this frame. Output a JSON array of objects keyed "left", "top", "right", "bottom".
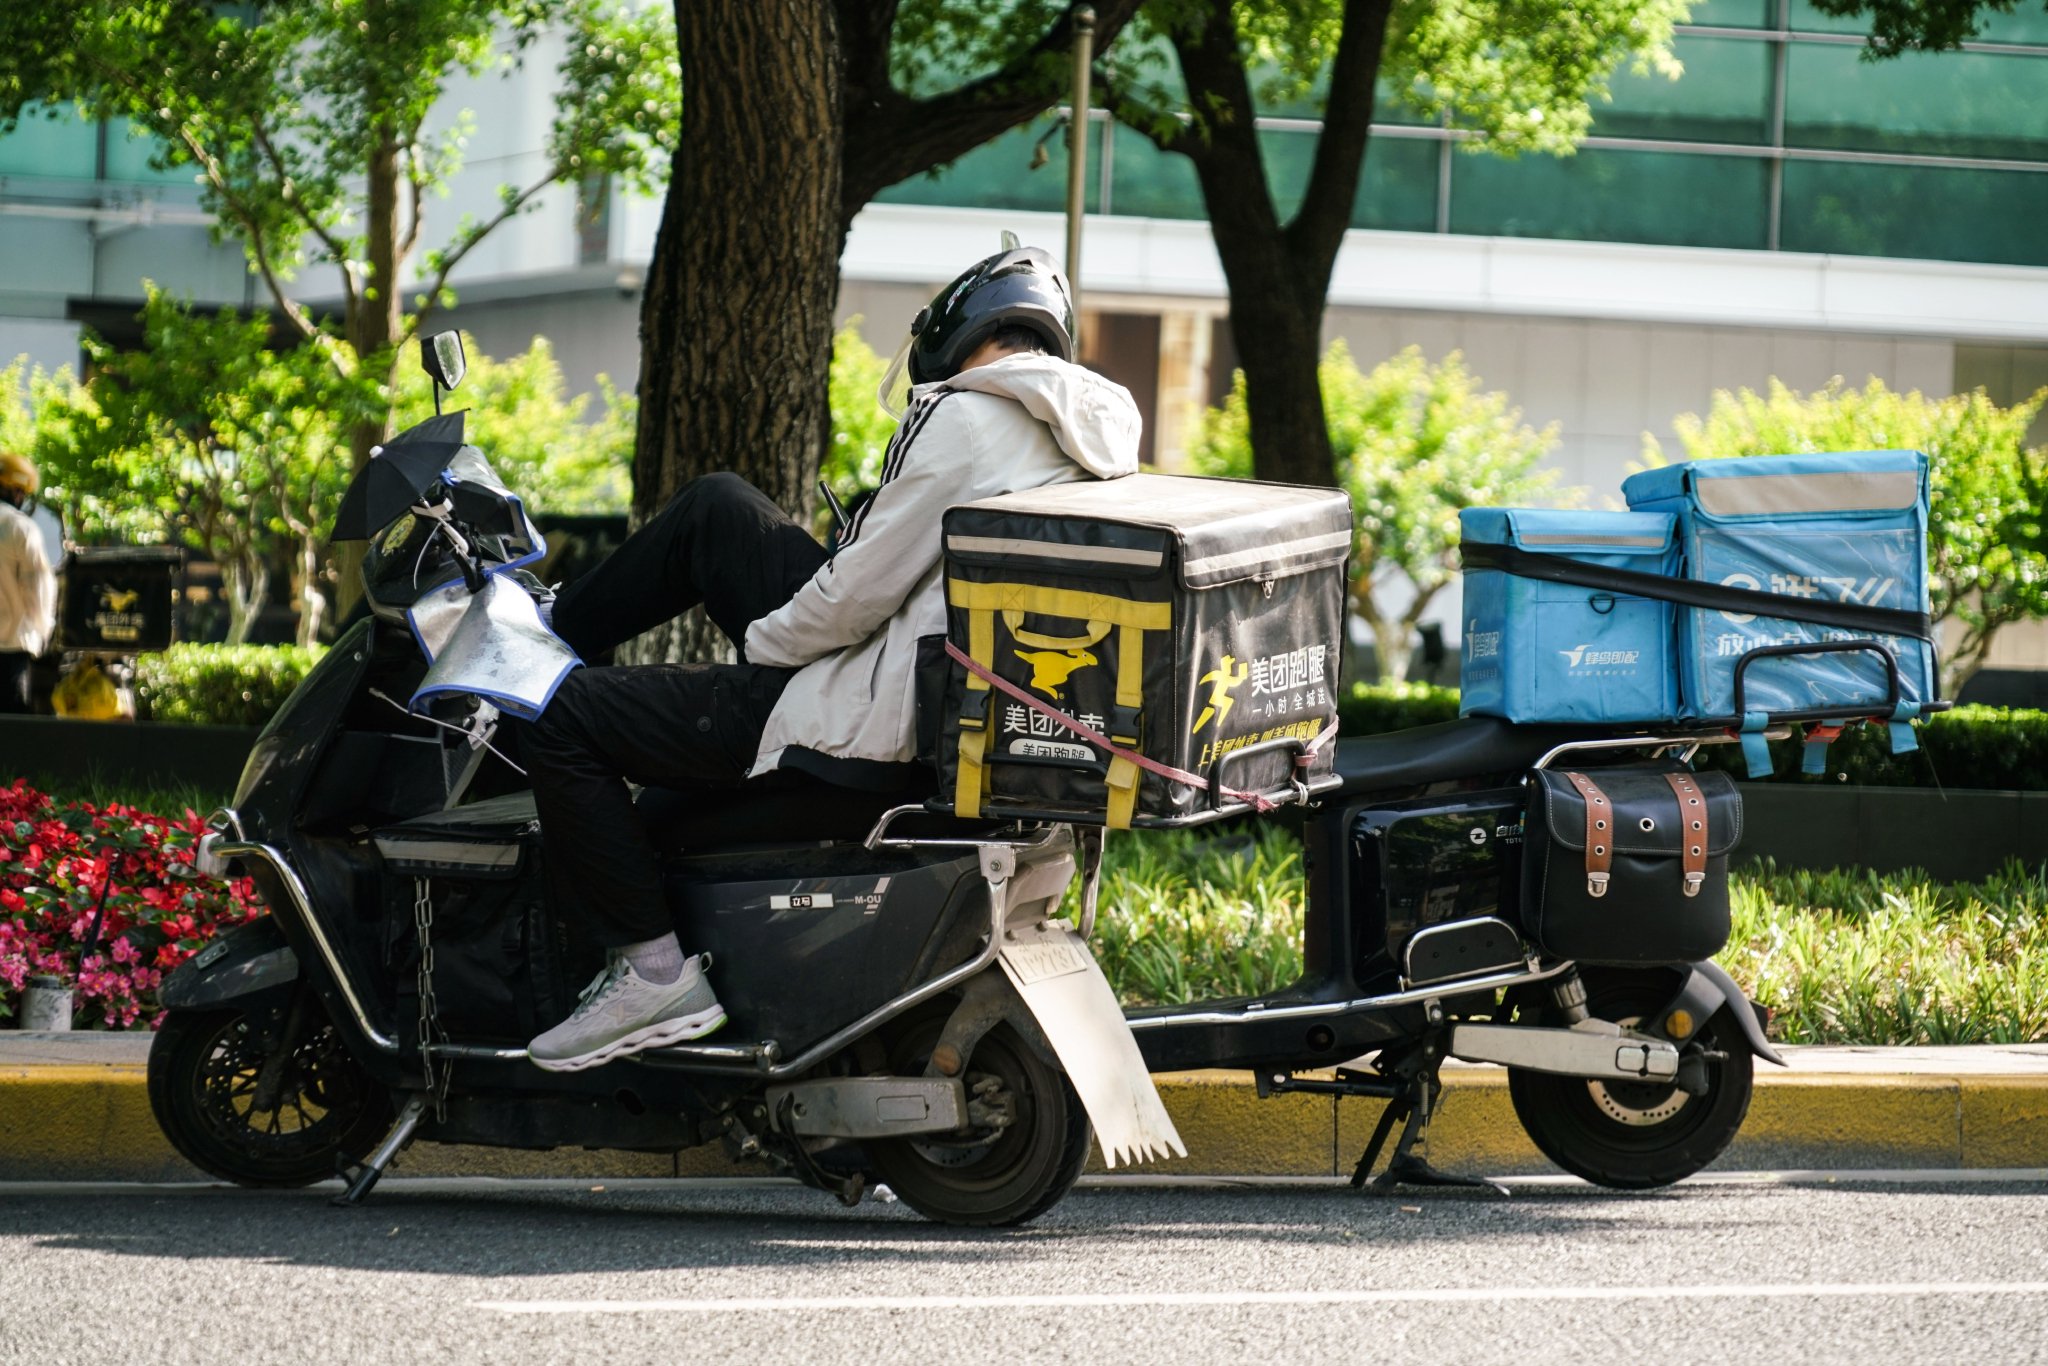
[{"left": 1731, "top": 639, "right": 1911, "bottom": 777}]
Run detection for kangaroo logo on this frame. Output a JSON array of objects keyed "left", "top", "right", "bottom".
[
  {"left": 1014, "top": 648, "right": 1097, "bottom": 700},
  {"left": 1191, "top": 654, "right": 1250, "bottom": 734},
  {"left": 99, "top": 587, "right": 140, "bottom": 613}
]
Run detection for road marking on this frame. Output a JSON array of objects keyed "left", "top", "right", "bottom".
[
  {"left": 1, "top": 1169, "right": 2044, "bottom": 1197},
  {"left": 476, "top": 1282, "right": 2048, "bottom": 1315}
]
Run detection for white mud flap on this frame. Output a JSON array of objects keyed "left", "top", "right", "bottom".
[{"left": 998, "top": 918, "right": 1186, "bottom": 1168}]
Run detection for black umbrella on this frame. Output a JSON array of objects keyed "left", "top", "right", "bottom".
[{"left": 330, "top": 411, "right": 468, "bottom": 542}]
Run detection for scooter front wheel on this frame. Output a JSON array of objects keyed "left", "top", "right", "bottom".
[
  {"left": 149, "top": 1005, "right": 392, "bottom": 1188},
  {"left": 1506, "top": 969, "right": 1755, "bottom": 1190},
  {"left": 867, "top": 1019, "right": 1092, "bottom": 1227}
]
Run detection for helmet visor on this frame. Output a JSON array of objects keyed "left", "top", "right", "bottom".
[{"left": 876, "top": 332, "right": 916, "bottom": 420}]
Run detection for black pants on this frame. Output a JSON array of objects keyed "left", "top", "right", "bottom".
[
  {"left": 0, "top": 652, "right": 32, "bottom": 715},
  {"left": 524, "top": 473, "right": 828, "bottom": 946}
]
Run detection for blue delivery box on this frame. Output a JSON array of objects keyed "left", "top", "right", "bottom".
[
  {"left": 1621, "top": 450, "right": 1936, "bottom": 720},
  {"left": 1458, "top": 508, "right": 1681, "bottom": 724}
]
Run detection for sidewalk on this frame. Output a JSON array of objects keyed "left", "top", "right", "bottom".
[{"left": 2, "top": 1032, "right": 2044, "bottom": 1182}]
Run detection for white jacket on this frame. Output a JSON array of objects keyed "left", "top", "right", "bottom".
[
  {"left": 745, "top": 354, "right": 1142, "bottom": 778},
  {"left": 0, "top": 501, "right": 56, "bottom": 656}
]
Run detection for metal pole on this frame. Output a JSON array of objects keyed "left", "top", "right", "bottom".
[{"left": 1066, "top": 5, "right": 1096, "bottom": 349}]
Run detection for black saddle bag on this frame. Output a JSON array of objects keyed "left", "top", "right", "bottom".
[{"left": 1522, "top": 763, "right": 1742, "bottom": 965}]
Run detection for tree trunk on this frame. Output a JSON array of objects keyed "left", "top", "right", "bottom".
[
  {"left": 1353, "top": 580, "right": 1410, "bottom": 684},
  {"left": 1226, "top": 283, "right": 1339, "bottom": 488},
  {"left": 331, "top": 127, "right": 409, "bottom": 621},
  {"left": 223, "top": 558, "right": 270, "bottom": 648},
  {"left": 294, "top": 533, "right": 326, "bottom": 649},
  {"left": 1159, "top": 0, "right": 1393, "bottom": 490},
  {"left": 629, "top": 1, "right": 842, "bottom": 664}
]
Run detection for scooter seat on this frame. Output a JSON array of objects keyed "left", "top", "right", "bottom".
[{"left": 1335, "top": 716, "right": 1618, "bottom": 794}]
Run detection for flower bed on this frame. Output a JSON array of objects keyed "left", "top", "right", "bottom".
[{"left": 0, "top": 780, "right": 265, "bottom": 1028}]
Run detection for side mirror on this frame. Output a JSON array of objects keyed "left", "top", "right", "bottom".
[{"left": 421, "top": 330, "right": 467, "bottom": 393}]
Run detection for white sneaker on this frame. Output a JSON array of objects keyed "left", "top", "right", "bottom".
[{"left": 528, "top": 952, "right": 726, "bottom": 1072}]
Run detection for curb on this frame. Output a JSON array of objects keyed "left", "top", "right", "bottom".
[{"left": 3, "top": 1039, "right": 2046, "bottom": 1183}]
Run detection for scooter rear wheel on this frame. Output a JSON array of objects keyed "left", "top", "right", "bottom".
[
  {"left": 1506, "top": 968, "right": 1755, "bottom": 1190},
  {"left": 149, "top": 1005, "right": 392, "bottom": 1188},
  {"left": 868, "top": 1020, "right": 1091, "bottom": 1227}
]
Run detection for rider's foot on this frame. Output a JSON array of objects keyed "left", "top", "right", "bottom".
[{"left": 528, "top": 952, "right": 726, "bottom": 1072}]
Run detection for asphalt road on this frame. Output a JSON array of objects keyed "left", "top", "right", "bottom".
[{"left": 1, "top": 1174, "right": 2046, "bottom": 1364}]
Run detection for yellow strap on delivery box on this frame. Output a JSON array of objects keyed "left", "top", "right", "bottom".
[{"left": 946, "top": 580, "right": 1170, "bottom": 828}]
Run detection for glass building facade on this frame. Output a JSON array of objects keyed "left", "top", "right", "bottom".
[{"left": 877, "top": 3, "right": 2048, "bottom": 270}]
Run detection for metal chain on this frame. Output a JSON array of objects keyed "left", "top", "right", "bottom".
[{"left": 413, "top": 877, "right": 450, "bottom": 1121}]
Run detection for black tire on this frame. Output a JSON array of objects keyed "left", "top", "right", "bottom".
[
  {"left": 148, "top": 1005, "right": 392, "bottom": 1188},
  {"left": 867, "top": 1019, "right": 1092, "bottom": 1227},
  {"left": 1507, "top": 969, "right": 1755, "bottom": 1190}
]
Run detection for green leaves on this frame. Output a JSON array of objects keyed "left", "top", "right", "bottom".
[
  {"left": 391, "top": 335, "right": 635, "bottom": 518},
  {"left": 553, "top": 0, "right": 680, "bottom": 198},
  {"left": 821, "top": 319, "right": 899, "bottom": 522},
  {"left": 1654, "top": 377, "right": 2048, "bottom": 695},
  {"left": 1115, "top": 0, "right": 1688, "bottom": 154},
  {"left": 0, "top": 0, "right": 675, "bottom": 364},
  {"left": 1192, "top": 342, "right": 1567, "bottom": 679}
]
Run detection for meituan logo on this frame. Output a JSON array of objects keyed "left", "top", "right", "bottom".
[
  {"left": 1014, "top": 648, "right": 1097, "bottom": 701},
  {"left": 1191, "top": 654, "right": 1250, "bottom": 734},
  {"left": 1559, "top": 644, "right": 1641, "bottom": 669}
]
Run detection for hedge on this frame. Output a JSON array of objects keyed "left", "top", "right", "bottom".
[
  {"left": 132, "top": 644, "right": 326, "bottom": 728},
  {"left": 114, "top": 644, "right": 2048, "bottom": 791},
  {"left": 1336, "top": 683, "right": 2048, "bottom": 791},
  {"left": 1691, "top": 703, "right": 2048, "bottom": 791},
  {"left": 1336, "top": 681, "right": 1463, "bottom": 736}
]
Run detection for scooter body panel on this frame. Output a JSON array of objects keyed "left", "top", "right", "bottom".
[{"left": 663, "top": 848, "right": 986, "bottom": 1057}]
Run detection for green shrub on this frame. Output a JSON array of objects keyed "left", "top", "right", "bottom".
[
  {"left": 1727, "top": 859, "right": 2048, "bottom": 1045},
  {"left": 1336, "top": 680, "right": 1463, "bottom": 737},
  {"left": 1072, "top": 823, "right": 2048, "bottom": 1044},
  {"left": 133, "top": 644, "right": 326, "bottom": 727},
  {"left": 1336, "top": 678, "right": 2048, "bottom": 790},
  {"left": 1694, "top": 703, "right": 2048, "bottom": 791},
  {"left": 1067, "top": 825, "right": 1306, "bottom": 1007}
]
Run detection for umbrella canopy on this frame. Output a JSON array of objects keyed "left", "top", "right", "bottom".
[{"left": 331, "top": 411, "right": 469, "bottom": 543}]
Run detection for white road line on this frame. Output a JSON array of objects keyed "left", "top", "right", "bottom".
[
  {"left": 475, "top": 1282, "right": 2048, "bottom": 1315},
  {"left": 1, "top": 1169, "right": 2044, "bottom": 1196}
]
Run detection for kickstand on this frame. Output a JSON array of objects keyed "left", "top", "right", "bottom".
[
  {"left": 1349, "top": 1059, "right": 1509, "bottom": 1199},
  {"left": 332, "top": 1093, "right": 428, "bottom": 1208},
  {"left": 773, "top": 1095, "right": 866, "bottom": 1208}
]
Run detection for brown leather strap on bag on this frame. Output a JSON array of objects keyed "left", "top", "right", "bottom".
[
  {"left": 1664, "top": 771, "right": 1710, "bottom": 898},
  {"left": 1565, "top": 771, "right": 1613, "bottom": 898}
]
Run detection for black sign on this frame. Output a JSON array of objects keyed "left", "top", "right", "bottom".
[{"left": 59, "top": 547, "right": 183, "bottom": 652}]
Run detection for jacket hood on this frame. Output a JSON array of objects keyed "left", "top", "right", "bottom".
[{"left": 930, "top": 353, "right": 1142, "bottom": 478}]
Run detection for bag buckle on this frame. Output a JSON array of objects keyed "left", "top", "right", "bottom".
[
  {"left": 1682, "top": 871, "right": 1704, "bottom": 898},
  {"left": 958, "top": 690, "right": 990, "bottom": 729},
  {"left": 1586, "top": 872, "right": 1610, "bottom": 898}
]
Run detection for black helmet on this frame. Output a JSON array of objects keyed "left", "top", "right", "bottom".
[{"left": 906, "top": 246, "right": 1075, "bottom": 385}]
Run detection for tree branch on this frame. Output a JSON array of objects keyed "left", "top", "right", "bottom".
[
  {"left": 1168, "top": 4, "right": 1284, "bottom": 246},
  {"left": 840, "top": 0, "right": 1145, "bottom": 225},
  {"left": 169, "top": 122, "right": 324, "bottom": 347},
  {"left": 1283, "top": 0, "right": 1394, "bottom": 268},
  {"left": 399, "top": 115, "right": 430, "bottom": 263},
  {"left": 250, "top": 117, "right": 354, "bottom": 281},
  {"left": 835, "top": 0, "right": 901, "bottom": 111},
  {"left": 1095, "top": 70, "right": 1202, "bottom": 162},
  {"left": 409, "top": 166, "right": 565, "bottom": 339}
]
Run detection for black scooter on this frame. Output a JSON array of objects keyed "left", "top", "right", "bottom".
[{"left": 151, "top": 335, "right": 1793, "bottom": 1225}]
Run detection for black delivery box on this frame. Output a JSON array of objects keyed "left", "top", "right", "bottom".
[
  {"left": 59, "top": 546, "right": 183, "bottom": 652},
  {"left": 937, "top": 472, "right": 1352, "bottom": 828}
]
